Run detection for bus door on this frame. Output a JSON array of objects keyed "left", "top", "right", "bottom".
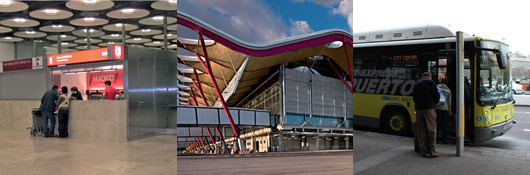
[{"left": 440, "top": 53, "right": 474, "bottom": 138}]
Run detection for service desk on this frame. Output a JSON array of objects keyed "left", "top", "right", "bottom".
[
  {"left": 69, "top": 100, "right": 127, "bottom": 142},
  {"left": 0, "top": 100, "right": 127, "bottom": 142}
]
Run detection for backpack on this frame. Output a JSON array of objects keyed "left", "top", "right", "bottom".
[{"left": 437, "top": 87, "right": 446, "bottom": 106}]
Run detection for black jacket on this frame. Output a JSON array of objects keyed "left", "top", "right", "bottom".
[
  {"left": 412, "top": 78, "right": 440, "bottom": 110},
  {"left": 71, "top": 92, "right": 83, "bottom": 100}
]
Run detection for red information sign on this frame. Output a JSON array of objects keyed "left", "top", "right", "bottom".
[
  {"left": 2, "top": 57, "right": 44, "bottom": 72},
  {"left": 110, "top": 45, "right": 124, "bottom": 60},
  {"left": 86, "top": 69, "right": 124, "bottom": 90},
  {"left": 47, "top": 48, "right": 109, "bottom": 66}
]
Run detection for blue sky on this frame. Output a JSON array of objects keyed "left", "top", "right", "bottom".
[
  {"left": 268, "top": 0, "right": 351, "bottom": 34},
  {"left": 178, "top": 0, "right": 352, "bottom": 44}
]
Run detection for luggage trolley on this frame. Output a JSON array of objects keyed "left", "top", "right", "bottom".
[{"left": 28, "top": 108, "right": 44, "bottom": 137}]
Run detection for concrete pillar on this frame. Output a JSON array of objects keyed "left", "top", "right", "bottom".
[
  {"left": 345, "top": 137, "right": 350, "bottom": 150},
  {"left": 333, "top": 137, "right": 339, "bottom": 150},
  {"left": 315, "top": 135, "right": 320, "bottom": 151},
  {"left": 279, "top": 132, "right": 284, "bottom": 152}
]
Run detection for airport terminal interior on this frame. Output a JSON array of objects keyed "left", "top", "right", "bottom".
[{"left": 0, "top": 0, "right": 353, "bottom": 174}]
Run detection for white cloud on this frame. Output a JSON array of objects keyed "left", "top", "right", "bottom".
[
  {"left": 292, "top": 0, "right": 343, "bottom": 7},
  {"left": 179, "top": 0, "right": 289, "bottom": 44},
  {"left": 289, "top": 20, "right": 314, "bottom": 36},
  {"left": 333, "top": 0, "right": 353, "bottom": 33}
]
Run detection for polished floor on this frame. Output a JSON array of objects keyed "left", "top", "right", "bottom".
[{"left": 0, "top": 132, "right": 177, "bottom": 175}]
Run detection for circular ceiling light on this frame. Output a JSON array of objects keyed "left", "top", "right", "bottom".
[
  {"left": 52, "top": 42, "right": 78, "bottom": 47},
  {"left": 0, "top": 36, "right": 23, "bottom": 42},
  {"left": 0, "top": 26, "right": 12, "bottom": 33},
  {"left": 70, "top": 17, "right": 109, "bottom": 26},
  {"left": 130, "top": 29, "right": 162, "bottom": 36},
  {"left": 76, "top": 45, "right": 100, "bottom": 50},
  {"left": 324, "top": 41, "right": 344, "bottom": 49},
  {"left": 46, "top": 35, "right": 77, "bottom": 41},
  {"left": 100, "top": 34, "right": 130, "bottom": 40},
  {"left": 106, "top": 8, "right": 149, "bottom": 19},
  {"left": 0, "top": 18, "right": 39, "bottom": 27},
  {"left": 72, "top": 29, "right": 105, "bottom": 37},
  {"left": 102, "top": 23, "right": 138, "bottom": 31},
  {"left": 0, "top": 0, "right": 28, "bottom": 12},
  {"left": 40, "top": 24, "right": 76, "bottom": 32},
  {"left": 14, "top": 31, "right": 47, "bottom": 38},
  {"left": 153, "top": 33, "right": 177, "bottom": 40},
  {"left": 167, "top": 24, "right": 178, "bottom": 31},
  {"left": 139, "top": 16, "right": 177, "bottom": 26},
  {"left": 98, "top": 42, "right": 118, "bottom": 47},
  {"left": 30, "top": 8, "right": 74, "bottom": 20},
  {"left": 168, "top": 44, "right": 178, "bottom": 49},
  {"left": 66, "top": 0, "right": 114, "bottom": 11},
  {"left": 125, "top": 38, "right": 151, "bottom": 44},
  {"left": 145, "top": 41, "right": 164, "bottom": 47},
  {"left": 151, "top": 0, "right": 178, "bottom": 11},
  {"left": 74, "top": 38, "right": 102, "bottom": 44}
]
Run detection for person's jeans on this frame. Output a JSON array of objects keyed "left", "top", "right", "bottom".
[
  {"left": 58, "top": 108, "right": 69, "bottom": 138},
  {"left": 42, "top": 111, "right": 56, "bottom": 137}
]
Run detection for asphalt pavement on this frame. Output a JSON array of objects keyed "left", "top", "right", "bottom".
[
  {"left": 473, "top": 106, "right": 530, "bottom": 153},
  {"left": 177, "top": 151, "right": 353, "bottom": 175}
]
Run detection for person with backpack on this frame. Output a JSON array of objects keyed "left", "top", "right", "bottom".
[
  {"left": 436, "top": 79, "right": 452, "bottom": 144},
  {"left": 412, "top": 72, "right": 440, "bottom": 158},
  {"left": 56, "top": 86, "right": 71, "bottom": 138}
]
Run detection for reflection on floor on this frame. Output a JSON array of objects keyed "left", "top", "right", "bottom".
[{"left": 0, "top": 132, "right": 176, "bottom": 175}]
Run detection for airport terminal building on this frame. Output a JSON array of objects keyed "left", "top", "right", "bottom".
[{"left": 175, "top": 13, "right": 353, "bottom": 152}]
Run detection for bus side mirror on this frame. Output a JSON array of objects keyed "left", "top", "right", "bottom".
[{"left": 495, "top": 51, "right": 507, "bottom": 69}]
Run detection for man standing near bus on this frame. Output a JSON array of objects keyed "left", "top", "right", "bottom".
[
  {"left": 413, "top": 72, "right": 440, "bottom": 158},
  {"left": 103, "top": 81, "right": 119, "bottom": 100}
]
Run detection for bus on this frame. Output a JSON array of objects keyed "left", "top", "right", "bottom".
[{"left": 352, "top": 25, "right": 515, "bottom": 142}]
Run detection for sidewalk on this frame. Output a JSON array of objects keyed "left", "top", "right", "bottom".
[{"left": 353, "top": 130, "right": 530, "bottom": 175}]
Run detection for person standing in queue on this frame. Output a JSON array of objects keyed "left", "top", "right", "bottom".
[
  {"left": 103, "top": 81, "right": 119, "bottom": 100},
  {"left": 412, "top": 72, "right": 440, "bottom": 158},
  {"left": 436, "top": 79, "right": 452, "bottom": 144},
  {"left": 40, "top": 85, "right": 59, "bottom": 137},
  {"left": 70, "top": 86, "right": 83, "bottom": 100},
  {"left": 56, "top": 86, "right": 70, "bottom": 138}
]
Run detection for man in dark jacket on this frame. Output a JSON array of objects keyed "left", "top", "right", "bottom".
[
  {"left": 41, "top": 85, "right": 59, "bottom": 137},
  {"left": 412, "top": 72, "right": 440, "bottom": 158}
]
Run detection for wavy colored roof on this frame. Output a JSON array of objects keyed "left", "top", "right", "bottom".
[{"left": 176, "top": 12, "right": 353, "bottom": 106}]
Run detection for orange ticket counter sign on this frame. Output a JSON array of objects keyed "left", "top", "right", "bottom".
[{"left": 47, "top": 45, "right": 125, "bottom": 67}]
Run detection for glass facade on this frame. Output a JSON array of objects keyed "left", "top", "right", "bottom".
[
  {"left": 284, "top": 113, "right": 353, "bottom": 128},
  {"left": 242, "top": 83, "right": 281, "bottom": 115}
]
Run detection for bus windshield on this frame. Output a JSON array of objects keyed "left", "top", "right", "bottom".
[{"left": 477, "top": 41, "right": 511, "bottom": 104}]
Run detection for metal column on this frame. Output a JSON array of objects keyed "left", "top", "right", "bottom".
[
  {"left": 456, "top": 31, "right": 465, "bottom": 156},
  {"left": 315, "top": 135, "right": 320, "bottom": 151},
  {"left": 86, "top": 27, "right": 91, "bottom": 50},
  {"left": 57, "top": 33, "right": 62, "bottom": 54},
  {"left": 193, "top": 32, "right": 241, "bottom": 151}
]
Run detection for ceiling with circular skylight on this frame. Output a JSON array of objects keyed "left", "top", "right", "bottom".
[{"left": 0, "top": 0, "right": 178, "bottom": 52}]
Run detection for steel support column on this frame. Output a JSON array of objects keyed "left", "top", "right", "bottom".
[
  {"left": 326, "top": 58, "right": 353, "bottom": 93},
  {"left": 192, "top": 69, "right": 209, "bottom": 106},
  {"left": 189, "top": 87, "right": 199, "bottom": 106},
  {"left": 215, "top": 126, "right": 228, "bottom": 151},
  {"left": 344, "top": 46, "right": 353, "bottom": 89},
  {"left": 193, "top": 31, "right": 241, "bottom": 151}
]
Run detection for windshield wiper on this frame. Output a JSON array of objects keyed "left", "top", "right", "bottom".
[{"left": 492, "top": 85, "right": 509, "bottom": 109}]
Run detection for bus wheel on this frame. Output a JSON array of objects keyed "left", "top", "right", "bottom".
[{"left": 383, "top": 109, "right": 411, "bottom": 135}]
